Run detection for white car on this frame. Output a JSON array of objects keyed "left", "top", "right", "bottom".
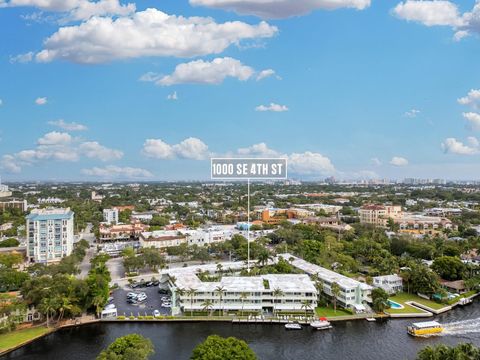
[
  {"left": 162, "top": 303, "right": 172, "bottom": 308},
  {"left": 161, "top": 296, "right": 170, "bottom": 302},
  {"left": 104, "top": 303, "right": 116, "bottom": 310},
  {"left": 137, "top": 294, "right": 148, "bottom": 302},
  {"left": 153, "top": 310, "right": 161, "bottom": 317}
]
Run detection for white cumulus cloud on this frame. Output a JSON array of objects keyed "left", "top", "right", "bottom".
[
  {"left": 390, "top": 156, "right": 409, "bottom": 166},
  {"left": 463, "top": 112, "right": 480, "bottom": 131},
  {"left": 48, "top": 119, "right": 88, "bottom": 131},
  {"left": 404, "top": 108, "right": 420, "bottom": 118},
  {"left": 237, "top": 143, "right": 282, "bottom": 157},
  {"left": 79, "top": 141, "right": 123, "bottom": 161},
  {"left": 37, "top": 131, "right": 72, "bottom": 145},
  {"left": 441, "top": 137, "right": 479, "bottom": 155},
  {"left": 142, "top": 137, "right": 210, "bottom": 160},
  {"left": 167, "top": 91, "right": 178, "bottom": 100},
  {"left": 35, "top": 97, "right": 47, "bottom": 105},
  {"left": 255, "top": 103, "right": 289, "bottom": 112},
  {"left": 458, "top": 89, "right": 480, "bottom": 108},
  {"left": 152, "top": 58, "right": 256, "bottom": 86},
  {"left": 9, "top": 52, "right": 33, "bottom": 64},
  {"left": 393, "top": 0, "right": 480, "bottom": 40},
  {"left": 288, "top": 151, "right": 336, "bottom": 175},
  {"left": 1, "top": 0, "right": 135, "bottom": 21},
  {"left": 190, "top": 0, "right": 371, "bottom": 19},
  {"left": 82, "top": 165, "right": 153, "bottom": 179},
  {"left": 33, "top": 8, "right": 278, "bottom": 64}
]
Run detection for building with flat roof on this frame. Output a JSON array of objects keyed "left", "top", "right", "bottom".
[
  {"left": 359, "top": 205, "right": 403, "bottom": 227},
  {"left": 0, "top": 179, "right": 12, "bottom": 198},
  {"left": 372, "top": 274, "right": 403, "bottom": 295},
  {"left": 162, "top": 265, "right": 317, "bottom": 316},
  {"left": 103, "top": 208, "right": 119, "bottom": 225},
  {"left": 26, "top": 208, "right": 74, "bottom": 263},
  {"left": 279, "top": 253, "right": 372, "bottom": 311},
  {"left": 0, "top": 199, "right": 28, "bottom": 212}
]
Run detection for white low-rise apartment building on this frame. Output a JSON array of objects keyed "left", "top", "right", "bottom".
[
  {"left": 26, "top": 208, "right": 74, "bottom": 263},
  {"left": 162, "top": 264, "right": 317, "bottom": 316},
  {"left": 103, "top": 208, "right": 119, "bottom": 225},
  {"left": 372, "top": 274, "right": 403, "bottom": 295},
  {"left": 140, "top": 227, "right": 234, "bottom": 249},
  {"left": 279, "top": 253, "right": 372, "bottom": 312}
]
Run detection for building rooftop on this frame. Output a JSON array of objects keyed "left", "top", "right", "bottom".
[
  {"left": 26, "top": 208, "right": 74, "bottom": 221},
  {"left": 278, "top": 253, "right": 372, "bottom": 291}
]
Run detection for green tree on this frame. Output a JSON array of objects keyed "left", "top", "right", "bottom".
[
  {"left": 215, "top": 286, "right": 226, "bottom": 315},
  {"left": 186, "top": 288, "right": 197, "bottom": 317},
  {"left": 191, "top": 335, "right": 257, "bottom": 360},
  {"left": 239, "top": 292, "right": 249, "bottom": 317},
  {"left": 432, "top": 256, "right": 466, "bottom": 281},
  {"left": 272, "top": 288, "right": 284, "bottom": 317},
  {"left": 416, "top": 343, "right": 480, "bottom": 360},
  {"left": 96, "top": 334, "right": 154, "bottom": 360},
  {"left": 371, "top": 288, "right": 390, "bottom": 313},
  {"left": 331, "top": 282, "right": 341, "bottom": 313}
]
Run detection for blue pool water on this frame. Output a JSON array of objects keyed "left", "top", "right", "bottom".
[{"left": 388, "top": 300, "right": 404, "bottom": 309}]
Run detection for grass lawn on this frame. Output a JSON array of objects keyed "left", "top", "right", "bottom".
[
  {"left": 315, "top": 306, "right": 352, "bottom": 317},
  {"left": 0, "top": 327, "right": 51, "bottom": 352},
  {"left": 390, "top": 292, "right": 447, "bottom": 311}
]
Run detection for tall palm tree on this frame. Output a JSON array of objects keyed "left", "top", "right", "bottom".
[
  {"left": 215, "top": 286, "right": 226, "bottom": 316},
  {"left": 216, "top": 263, "right": 223, "bottom": 273},
  {"left": 272, "top": 288, "right": 284, "bottom": 317},
  {"left": 57, "top": 297, "right": 73, "bottom": 324},
  {"left": 257, "top": 250, "right": 273, "bottom": 267},
  {"left": 301, "top": 300, "right": 313, "bottom": 319},
  {"left": 239, "top": 292, "right": 249, "bottom": 317},
  {"left": 186, "top": 288, "right": 197, "bottom": 317},
  {"left": 331, "top": 282, "right": 341, "bottom": 313},
  {"left": 176, "top": 288, "right": 185, "bottom": 309},
  {"left": 201, "top": 299, "right": 214, "bottom": 317},
  {"left": 92, "top": 295, "right": 105, "bottom": 318},
  {"left": 40, "top": 297, "right": 58, "bottom": 328}
]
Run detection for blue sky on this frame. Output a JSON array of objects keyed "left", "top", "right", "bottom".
[{"left": 1, "top": 0, "right": 480, "bottom": 181}]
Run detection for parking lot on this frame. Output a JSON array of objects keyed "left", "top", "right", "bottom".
[{"left": 112, "top": 285, "right": 172, "bottom": 317}]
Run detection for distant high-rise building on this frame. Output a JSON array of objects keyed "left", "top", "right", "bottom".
[
  {"left": 103, "top": 208, "right": 119, "bottom": 225},
  {"left": 26, "top": 208, "right": 74, "bottom": 263},
  {"left": 0, "top": 177, "right": 12, "bottom": 198}
]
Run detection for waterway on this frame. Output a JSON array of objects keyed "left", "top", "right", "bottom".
[{"left": 4, "top": 300, "right": 480, "bottom": 360}]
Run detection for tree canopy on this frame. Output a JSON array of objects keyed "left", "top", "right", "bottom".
[
  {"left": 96, "top": 334, "right": 154, "bottom": 360},
  {"left": 191, "top": 335, "right": 257, "bottom": 360}
]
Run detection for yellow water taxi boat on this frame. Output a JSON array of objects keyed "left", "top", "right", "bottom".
[{"left": 407, "top": 321, "right": 444, "bottom": 336}]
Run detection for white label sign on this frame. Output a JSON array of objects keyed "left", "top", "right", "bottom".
[{"left": 211, "top": 158, "right": 288, "bottom": 180}]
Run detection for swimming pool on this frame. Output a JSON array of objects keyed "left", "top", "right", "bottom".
[{"left": 388, "top": 300, "right": 405, "bottom": 310}]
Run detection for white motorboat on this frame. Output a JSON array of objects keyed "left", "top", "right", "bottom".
[
  {"left": 310, "top": 320, "right": 332, "bottom": 330},
  {"left": 285, "top": 323, "right": 302, "bottom": 330},
  {"left": 365, "top": 318, "right": 376, "bottom": 322}
]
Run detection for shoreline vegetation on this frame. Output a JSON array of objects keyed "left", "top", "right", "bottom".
[{"left": 2, "top": 292, "right": 477, "bottom": 357}]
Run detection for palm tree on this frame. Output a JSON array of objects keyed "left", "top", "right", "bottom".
[
  {"left": 176, "top": 288, "right": 185, "bottom": 309},
  {"left": 257, "top": 250, "right": 273, "bottom": 267},
  {"left": 216, "top": 263, "right": 223, "bottom": 273},
  {"left": 201, "top": 299, "right": 214, "bottom": 317},
  {"left": 215, "top": 286, "right": 226, "bottom": 316},
  {"left": 57, "top": 297, "right": 73, "bottom": 324},
  {"left": 301, "top": 300, "right": 313, "bottom": 319},
  {"left": 92, "top": 295, "right": 105, "bottom": 318},
  {"left": 239, "top": 292, "right": 249, "bottom": 317},
  {"left": 331, "top": 282, "right": 341, "bottom": 313},
  {"left": 272, "top": 288, "right": 284, "bottom": 317},
  {"left": 186, "top": 288, "right": 197, "bottom": 317},
  {"left": 40, "top": 297, "right": 58, "bottom": 328}
]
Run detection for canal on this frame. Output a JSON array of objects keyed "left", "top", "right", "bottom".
[{"left": 4, "top": 300, "right": 480, "bottom": 360}]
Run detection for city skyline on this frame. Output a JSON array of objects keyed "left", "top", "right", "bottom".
[{"left": 1, "top": 0, "right": 480, "bottom": 181}]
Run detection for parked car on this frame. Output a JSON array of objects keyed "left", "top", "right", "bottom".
[
  {"left": 162, "top": 302, "right": 172, "bottom": 308},
  {"left": 161, "top": 296, "right": 170, "bottom": 302},
  {"left": 146, "top": 282, "right": 154, "bottom": 287},
  {"left": 137, "top": 293, "right": 148, "bottom": 303},
  {"left": 105, "top": 303, "right": 116, "bottom": 310},
  {"left": 127, "top": 292, "right": 138, "bottom": 299},
  {"left": 153, "top": 310, "right": 161, "bottom": 317}
]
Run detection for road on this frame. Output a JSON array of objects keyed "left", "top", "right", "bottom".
[{"left": 78, "top": 223, "right": 97, "bottom": 279}]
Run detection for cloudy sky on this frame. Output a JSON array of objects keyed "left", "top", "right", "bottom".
[{"left": 0, "top": 0, "right": 480, "bottom": 181}]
